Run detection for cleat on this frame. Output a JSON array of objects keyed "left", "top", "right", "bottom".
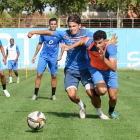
[
  {"left": 17, "top": 78, "right": 19, "bottom": 83},
  {"left": 99, "top": 113, "right": 110, "bottom": 120},
  {"left": 109, "top": 111, "right": 119, "bottom": 119},
  {"left": 79, "top": 103, "right": 86, "bottom": 119},
  {"left": 3, "top": 90, "right": 10, "bottom": 97},
  {"left": 31, "top": 94, "right": 37, "bottom": 100},
  {"left": 52, "top": 95, "right": 56, "bottom": 100},
  {"left": 9, "top": 81, "right": 12, "bottom": 83}
]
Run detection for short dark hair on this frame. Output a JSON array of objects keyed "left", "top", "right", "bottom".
[
  {"left": 67, "top": 14, "right": 81, "bottom": 24},
  {"left": 49, "top": 18, "right": 57, "bottom": 24},
  {"left": 10, "top": 38, "right": 14, "bottom": 41},
  {"left": 93, "top": 30, "right": 107, "bottom": 40}
]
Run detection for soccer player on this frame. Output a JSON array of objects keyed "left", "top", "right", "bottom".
[
  {"left": 6, "top": 38, "right": 20, "bottom": 84},
  {"left": 31, "top": 18, "right": 64, "bottom": 101},
  {"left": 61, "top": 30, "right": 119, "bottom": 119},
  {"left": 28, "top": 15, "right": 109, "bottom": 119},
  {"left": 0, "top": 40, "right": 10, "bottom": 97}
]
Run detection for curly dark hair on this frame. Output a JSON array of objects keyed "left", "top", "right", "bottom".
[{"left": 93, "top": 30, "right": 107, "bottom": 40}]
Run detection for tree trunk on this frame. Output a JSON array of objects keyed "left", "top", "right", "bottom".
[
  {"left": 18, "top": 12, "right": 21, "bottom": 28},
  {"left": 117, "top": 0, "right": 122, "bottom": 28},
  {"left": 58, "top": 2, "right": 61, "bottom": 28}
]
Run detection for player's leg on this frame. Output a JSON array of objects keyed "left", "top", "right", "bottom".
[
  {"left": 81, "top": 68, "right": 109, "bottom": 119},
  {"left": 8, "top": 60, "right": 13, "bottom": 83},
  {"left": 64, "top": 68, "right": 86, "bottom": 119},
  {"left": 48, "top": 59, "right": 57, "bottom": 100},
  {"left": 108, "top": 88, "right": 119, "bottom": 119},
  {"left": 106, "top": 70, "right": 119, "bottom": 119},
  {"left": 0, "top": 63, "right": 10, "bottom": 97},
  {"left": 13, "top": 60, "right": 19, "bottom": 83},
  {"left": 31, "top": 57, "right": 47, "bottom": 100}
]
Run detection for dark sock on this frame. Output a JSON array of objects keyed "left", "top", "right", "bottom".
[
  {"left": 34, "top": 88, "right": 39, "bottom": 96},
  {"left": 109, "top": 106, "right": 115, "bottom": 113},
  {"left": 2, "top": 84, "right": 6, "bottom": 90},
  {"left": 93, "top": 88, "right": 101, "bottom": 102},
  {"left": 52, "top": 87, "right": 56, "bottom": 96}
]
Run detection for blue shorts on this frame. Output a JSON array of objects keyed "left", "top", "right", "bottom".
[
  {"left": 37, "top": 56, "right": 58, "bottom": 75},
  {"left": 88, "top": 66, "right": 118, "bottom": 89},
  {"left": 8, "top": 60, "right": 18, "bottom": 71},
  {"left": 64, "top": 67, "right": 93, "bottom": 90},
  {"left": 0, "top": 61, "right": 3, "bottom": 71}
]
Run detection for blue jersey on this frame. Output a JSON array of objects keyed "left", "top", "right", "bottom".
[
  {"left": 39, "top": 29, "right": 63, "bottom": 59},
  {"left": 53, "top": 29, "right": 93, "bottom": 70},
  {"left": 0, "top": 40, "right": 2, "bottom": 46}
]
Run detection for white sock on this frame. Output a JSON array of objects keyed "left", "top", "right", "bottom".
[
  {"left": 78, "top": 100, "right": 84, "bottom": 108},
  {"left": 17, "top": 76, "right": 19, "bottom": 79},
  {"left": 9, "top": 77, "right": 12, "bottom": 82},
  {"left": 96, "top": 107, "right": 103, "bottom": 116}
]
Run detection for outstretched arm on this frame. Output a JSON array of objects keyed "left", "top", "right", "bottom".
[
  {"left": 0, "top": 45, "right": 6, "bottom": 65},
  {"left": 28, "top": 30, "right": 54, "bottom": 38},
  {"left": 60, "top": 37, "right": 90, "bottom": 51}
]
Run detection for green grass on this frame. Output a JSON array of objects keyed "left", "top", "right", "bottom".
[{"left": 0, "top": 69, "right": 140, "bottom": 140}]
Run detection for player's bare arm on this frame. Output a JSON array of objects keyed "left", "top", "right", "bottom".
[
  {"left": 15, "top": 51, "right": 20, "bottom": 63},
  {"left": 60, "top": 37, "right": 91, "bottom": 51},
  {"left": 28, "top": 30, "right": 54, "bottom": 38},
  {"left": 98, "top": 47, "right": 117, "bottom": 72},
  {"left": 32, "top": 43, "right": 42, "bottom": 63},
  {"left": 0, "top": 45, "right": 6, "bottom": 65},
  {"left": 57, "top": 46, "right": 64, "bottom": 61}
]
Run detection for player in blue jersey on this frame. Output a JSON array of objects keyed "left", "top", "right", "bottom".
[
  {"left": 31, "top": 18, "right": 64, "bottom": 101},
  {"left": 28, "top": 14, "right": 109, "bottom": 119},
  {"left": 61, "top": 30, "right": 119, "bottom": 119},
  {"left": 0, "top": 40, "right": 10, "bottom": 97},
  {"left": 6, "top": 38, "right": 20, "bottom": 84}
]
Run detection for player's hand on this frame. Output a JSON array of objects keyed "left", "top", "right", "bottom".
[
  {"left": 57, "top": 54, "right": 62, "bottom": 61},
  {"left": 14, "top": 59, "right": 17, "bottom": 63},
  {"left": 3, "top": 57, "right": 6, "bottom": 65},
  {"left": 28, "top": 31, "right": 34, "bottom": 38},
  {"left": 60, "top": 43, "right": 70, "bottom": 51},
  {"left": 98, "top": 47, "right": 105, "bottom": 60},
  {"left": 32, "top": 56, "right": 36, "bottom": 63}
]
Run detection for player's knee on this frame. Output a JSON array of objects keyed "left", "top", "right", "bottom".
[
  {"left": 68, "top": 93, "right": 76, "bottom": 100},
  {"left": 37, "top": 74, "right": 42, "bottom": 79},
  {"left": 110, "top": 94, "right": 117, "bottom": 101},
  {"left": 51, "top": 75, "right": 56, "bottom": 79},
  {"left": 98, "top": 88, "right": 107, "bottom": 95}
]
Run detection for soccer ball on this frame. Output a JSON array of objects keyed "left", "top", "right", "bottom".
[{"left": 27, "top": 111, "right": 46, "bottom": 130}]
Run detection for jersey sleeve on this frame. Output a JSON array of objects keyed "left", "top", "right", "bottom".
[
  {"left": 86, "top": 39, "right": 94, "bottom": 49},
  {"left": 106, "top": 44, "right": 117, "bottom": 58},
  {"left": 16, "top": 45, "right": 19, "bottom": 52},
  {"left": 53, "top": 30, "right": 64, "bottom": 40},
  {"left": 39, "top": 35, "right": 44, "bottom": 43},
  {"left": 0, "top": 40, "right": 2, "bottom": 46},
  {"left": 86, "top": 30, "right": 94, "bottom": 37}
]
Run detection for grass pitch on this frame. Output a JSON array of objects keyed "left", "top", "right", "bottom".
[{"left": 0, "top": 69, "right": 140, "bottom": 140}]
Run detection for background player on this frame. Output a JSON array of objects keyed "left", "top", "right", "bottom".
[
  {"left": 61, "top": 30, "right": 119, "bottom": 119},
  {"left": 28, "top": 15, "right": 109, "bottom": 120},
  {"left": 0, "top": 40, "right": 10, "bottom": 97},
  {"left": 31, "top": 18, "right": 64, "bottom": 101},
  {"left": 6, "top": 38, "right": 20, "bottom": 84}
]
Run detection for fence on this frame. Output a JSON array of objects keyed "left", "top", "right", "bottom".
[{"left": 0, "top": 18, "right": 140, "bottom": 28}]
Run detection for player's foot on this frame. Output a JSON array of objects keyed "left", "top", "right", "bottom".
[
  {"left": 79, "top": 103, "right": 86, "bottom": 119},
  {"left": 98, "top": 113, "right": 110, "bottom": 120},
  {"left": 52, "top": 95, "right": 56, "bottom": 100},
  {"left": 3, "top": 89, "right": 10, "bottom": 97},
  {"left": 9, "top": 81, "right": 12, "bottom": 83},
  {"left": 31, "top": 94, "right": 37, "bottom": 100},
  {"left": 17, "top": 78, "right": 19, "bottom": 83},
  {"left": 109, "top": 111, "right": 119, "bottom": 119}
]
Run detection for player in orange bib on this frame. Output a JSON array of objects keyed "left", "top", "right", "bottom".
[{"left": 61, "top": 30, "right": 119, "bottom": 119}]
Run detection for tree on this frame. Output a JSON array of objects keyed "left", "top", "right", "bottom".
[
  {"left": 90, "top": 0, "right": 140, "bottom": 28},
  {"left": 0, "top": 0, "right": 9, "bottom": 17}
]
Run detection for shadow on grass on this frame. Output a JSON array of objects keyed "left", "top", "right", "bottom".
[
  {"left": 45, "top": 111, "right": 99, "bottom": 119},
  {"left": 26, "top": 96, "right": 51, "bottom": 100},
  {"left": 25, "top": 130, "right": 43, "bottom": 133}
]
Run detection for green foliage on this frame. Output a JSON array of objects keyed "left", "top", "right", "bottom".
[
  {"left": 41, "top": 0, "right": 89, "bottom": 16},
  {"left": 0, "top": 11, "right": 12, "bottom": 27}
]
